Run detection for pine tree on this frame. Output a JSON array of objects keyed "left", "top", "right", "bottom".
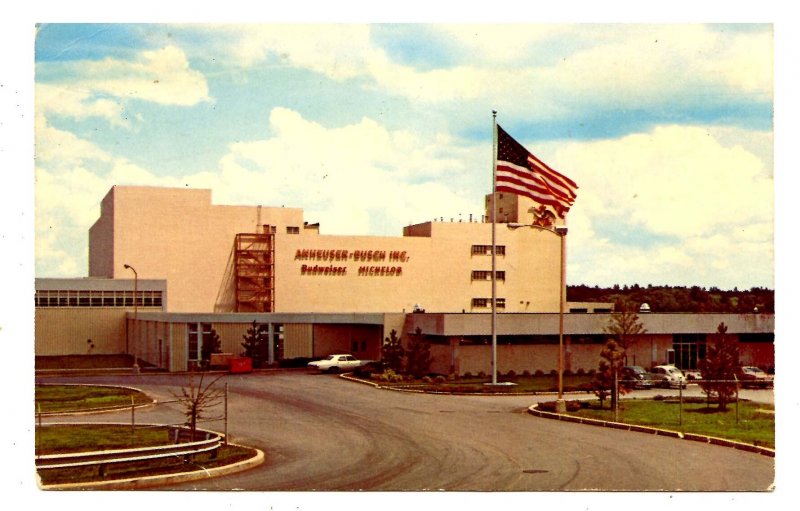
[
  {"left": 241, "top": 321, "right": 269, "bottom": 368},
  {"left": 200, "top": 328, "right": 222, "bottom": 369},
  {"left": 405, "top": 327, "right": 432, "bottom": 378},
  {"left": 699, "top": 322, "right": 740, "bottom": 411},
  {"left": 381, "top": 329, "right": 405, "bottom": 373}
]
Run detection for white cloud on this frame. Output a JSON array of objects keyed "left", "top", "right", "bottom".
[
  {"left": 36, "top": 45, "right": 210, "bottom": 128},
  {"left": 195, "top": 24, "right": 771, "bottom": 113},
  {"left": 557, "top": 124, "right": 773, "bottom": 288},
  {"left": 78, "top": 45, "right": 210, "bottom": 106},
  {"left": 553, "top": 125, "right": 772, "bottom": 238},
  {"left": 204, "top": 107, "right": 481, "bottom": 233},
  {"left": 36, "top": 84, "right": 127, "bottom": 128}
]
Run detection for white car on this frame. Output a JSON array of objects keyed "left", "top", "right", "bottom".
[
  {"left": 651, "top": 365, "right": 687, "bottom": 389},
  {"left": 307, "top": 354, "right": 363, "bottom": 373}
]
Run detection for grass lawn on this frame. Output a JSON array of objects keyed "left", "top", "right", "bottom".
[
  {"left": 372, "top": 374, "right": 595, "bottom": 394},
  {"left": 35, "top": 384, "right": 152, "bottom": 413},
  {"left": 564, "top": 398, "right": 775, "bottom": 448},
  {"left": 36, "top": 424, "right": 255, "bottom": 485},
  {"left": 36, "top": 424, "right": 172, "bottom": 455}
]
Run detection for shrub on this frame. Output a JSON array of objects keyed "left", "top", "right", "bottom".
[
  {"left": 534, "top": 369, "right": 544, "bottom": 377},
  {"left": 434, "top": 375, "right": 447, "bottom": 385},
  {"left": 463, "top": 371, "right": 473, "bottom": 379},
  {"left": 478, "top": 371, "right": 487, "bottom": 379},
  {"left": 549, "top": 369, "right": 558, "bottom": 376},
  {"left": 447, "top": 373, "right": 457, "bottom": 382},
  {"left": 421, "top": 376, "right": 432, "bottom": 384},
  {"left": 576, "top": 368, "right": 586, "bottom": 376},
  {"left": 505, "top": 370, "right": 517, "bottom": 379},
  {"left": 405, "top": 374, "right": 416, "bottom": 383},
  {"left": 563, "top": 369, "right": 573, "bottom": 377},
  {"left": 522, "top": 370, "right": 531, "bottom": 377}
]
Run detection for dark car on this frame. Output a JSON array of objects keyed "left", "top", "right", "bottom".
[
  {"left": 621, "top": 365, "right": 654, "bottom": 389},
  {"left": 738, "top": 366, "right": 774, "bottom": 389}
]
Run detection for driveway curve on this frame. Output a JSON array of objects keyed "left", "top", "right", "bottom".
[{"left": 37, "top": 371, "right": 774, "bottom": 491}]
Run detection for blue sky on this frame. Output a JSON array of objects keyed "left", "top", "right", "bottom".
[{"left": 28, "top": 21, "right": 776, "bottom": 289}]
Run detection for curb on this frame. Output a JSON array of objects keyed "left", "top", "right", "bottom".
[
  {"left": 37, "top": 444, "right": 265, "bottom": 490},
  {"left": 527, "top": 403, "right": 774, "bottom": 457}
]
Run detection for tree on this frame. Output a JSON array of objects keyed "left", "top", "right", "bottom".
[
  {"left": 200, "top": 328, "right": 222, "bottom": 369},
  {"left": 699, "top": 322, "right": 740, "bottom": 411},
  {"left": 602, "top": 305, "right": 646, "bottom": 406},
  {"left": 593, "top": 339, "right": 628, "bottom": 409},
  {"left": 381, "top": 329, "right": 405, "bottom": 373},
  {"left": 604, "top": 303, "right": 647, "bottom": 352},
  {"left": 405, "top": 327, "right": 432, "bottom": 378},
  {"left": 173, "top": 372, "right": 225, "bottom": 440},
  {"left": 241, "top": 320, "right": 269, "bottom": 368}
]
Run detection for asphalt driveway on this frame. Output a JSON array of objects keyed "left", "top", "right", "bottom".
[{"left": 37, "top": 371, "right": 775, "bottom": 491}]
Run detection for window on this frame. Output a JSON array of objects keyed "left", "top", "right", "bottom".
[
  {"left": 286, "top": 226, "right": 300, "bottom": 234},
  {"left": 472, "top": 298, "right": 489, "bottom": 308},
  {"left": 188, "top": 323, "right": 213, "bottom": 361},
  {"left": 471, "top": 245, "right": 506, "bottom": 256},
  {"left": 471, "top": 298, "right": 505, "bottom": 309},
  {"left": 471, "top": 270, "right": 505, "bottom": 281}
]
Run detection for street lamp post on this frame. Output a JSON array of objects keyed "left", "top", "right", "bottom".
[
  {"left": 124, "top": 264, "right": 140, "bottom": 374},
  {"left": 508, "top": 222, "right": 568, "bottom": 412}
]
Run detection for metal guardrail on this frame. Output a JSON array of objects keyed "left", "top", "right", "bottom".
[{"left": 36, "top": 425, "right": 223, "bottom": 472}]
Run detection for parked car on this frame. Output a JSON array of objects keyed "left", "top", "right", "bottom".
[
  {"left": 620, "top": 365, "right": 654, "bottom": 389},
  {"left": 738, "top": 366, "right": 774, "bottom": 389},
  {"left": 651, "top": 365, "right": 687, "bottom": 389},
  {"left": 307, "top": 354, "right": 364, "bottom": 373}
]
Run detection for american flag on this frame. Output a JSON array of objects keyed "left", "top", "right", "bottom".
[{"left": 495, "top": 125, "right": 578, "bottom": 218}]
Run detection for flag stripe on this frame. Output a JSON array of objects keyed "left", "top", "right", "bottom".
[
  {"left": 495, "top": 124, "right": 578, "bottom": 218},
  {"left": 496, "top": 163, "right": 574, "bottom": 206},
  {"left": 496, "top": 183, "right": 569, "bottom": 216},
  {"left": 526, "top": 156, "right": 577, "bottom": 200}
]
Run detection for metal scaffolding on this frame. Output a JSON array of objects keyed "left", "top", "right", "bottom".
[{"left": 234, "top": 226, "right": 275, "bottom": 312}]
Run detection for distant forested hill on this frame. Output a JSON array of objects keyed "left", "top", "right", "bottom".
[{"left": 567, "top": 284, "right": 774, "bottom": 313}]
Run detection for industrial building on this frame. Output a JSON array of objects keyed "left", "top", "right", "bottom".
[{"left": 35, "top": 185, "right": 774, "bottom": 375}]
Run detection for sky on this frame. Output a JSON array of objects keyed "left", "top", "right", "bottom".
[{"left": 27, "top": 21, "right": 777, "bottom": 291}]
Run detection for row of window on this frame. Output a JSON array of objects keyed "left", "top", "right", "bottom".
[
  {"left": 470, "top": 245, "right": 506, "bottom": 256},
  {"left": 471, "top": 270, "right": 505, "bottom": 281},
  {"left": 35, "top": 290, "right": 163, "bottom": 308},
  {"left": 471, "top": 298, "right": 506, "bottom": 309}
]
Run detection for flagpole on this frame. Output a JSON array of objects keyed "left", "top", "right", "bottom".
[{"left": 491, "top": 110, "right": 498, "bottom": 385}]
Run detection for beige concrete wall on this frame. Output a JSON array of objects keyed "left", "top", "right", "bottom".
[
  {"left": 91, "top": 186, "right": 564, "bottom": 314},
  {"left": 430, "top": 333, "right": 677, "bottom": 377},
  {"left": 284, "top": 323, "right": 314, "bottom": 359},
  {"left": 90, "top": 186, "right": 305, "bottom": 312},
  {"left": 35, "top": 308, "right": 129, "bottom": 356},
  {"left": 169, "top": 323, "right": 188, "bottom": 372},
  {"left": 275, "top": 220, "right": 562, "bottom": 314},
  {"left": 211, "top": 323, "right": 250, "bottom": 357},
  {"left": 88, "top": 192, "right": 115, "bottom": 278}
]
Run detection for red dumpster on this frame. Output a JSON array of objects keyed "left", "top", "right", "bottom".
[{"left": 229, "top": 357, "right": 253, "bottom": 373}]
